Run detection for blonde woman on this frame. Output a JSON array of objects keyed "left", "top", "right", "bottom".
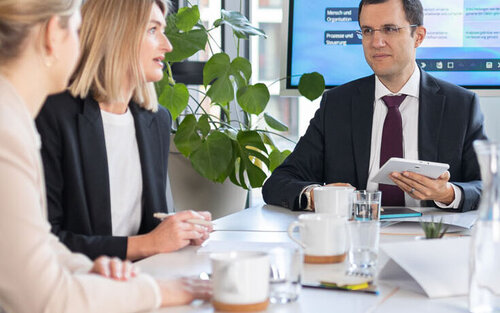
[
  {"left": 36, "top": 0, "right": 212, "bottom": 261},
  {"left": 0, "top": 0, "right": 210, "bottom": 312}
]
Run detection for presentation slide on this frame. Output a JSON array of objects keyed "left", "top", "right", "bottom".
[{"left": 288, "top": 0, "right": 500, "bottom": 88}]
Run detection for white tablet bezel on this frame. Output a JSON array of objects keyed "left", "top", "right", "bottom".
[{"left": 371, "top": 157, "right": 450, "bottom": 186}]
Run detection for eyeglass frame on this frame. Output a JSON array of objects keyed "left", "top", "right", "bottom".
[{"left": 356, "top": 24, "right": 419, "bottom": 39}]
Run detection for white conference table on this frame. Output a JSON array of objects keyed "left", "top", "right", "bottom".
[{"left": 138, "top": 205, "right": 474, "bottom": 313}]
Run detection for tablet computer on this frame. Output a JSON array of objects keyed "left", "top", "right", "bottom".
[{"left": 371, "top": 157, "right": 449, "bottom": 186}]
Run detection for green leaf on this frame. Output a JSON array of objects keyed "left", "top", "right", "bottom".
[
  {"left": 165, "top": 12, "right": 207, "bottom": 63},
  {"left": 190, "top": 131, "right": 233, "bottom": 181},
  {"left": 236, "top": 83, "right": 270, "bottom": 115},
  {"left": 244, "top": 160, "right": 267, "bottom": 187},
  {"left": 219, "top": 10, "right": 267, "bottom": 39},
  {"left": 298, "top": 72, "right": 325, "bottom": 101},
  {"left": 264, "top": 113, "right": 288, "bottom": 131},
  {"left": 260, "top": 132, "right": 276, "bottom": 147},
  {"left": 231, "top": 57, "right": 252, "bottom": 87},
  {"left": 197, "top": 115, "right": 210, "bottom": 138},
  {"left": 158, "top": 83, "right": 189, "bottom": 120},
  {"left": 203, "top": 53, "right": 230, "bottom": 86},
  {"left": 174, "top": 115, "right": 202, "bottom": 156},
  {"left": 269, "top": 149, "right": 291, "bottom": 172},
  {"left": 154, "top": 69, "right": 170, "bottom": 96},
  {"left": 175, "top": 5, "right": 200, "bottom": 32},
  {"left": 237, "top": 130, "right": 267, "bottom": 152},
  {"left": 222, "top": 128, "right": 238, "bottom": 141},
  {"left": 203, "top": 53, "right": 234, "bottom": 103}
]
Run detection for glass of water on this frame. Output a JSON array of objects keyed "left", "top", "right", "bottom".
[
  {"left": 348, "top": 190, "right": 381, "bottom": 277},
  {"left": 347, "top": 220, "right": 380, "bottom": 276},
  {"left": 268, "top": 246, "right": 303, "bottom": 304},
  {"left": 351, "top": 190, "right": 381, "bottom": 221}
]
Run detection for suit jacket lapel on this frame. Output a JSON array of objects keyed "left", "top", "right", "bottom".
[
  {"left": 129, "top": 103, "right": 163, "bottom": 232},
  {"left": 351, "top": 76, "right": 375, "bottom": 189},
  {"left": 78, "top": 97, "right": 112, "bottom": 235},
  {"left": 418, "top": 70, "right": 445, "bottom": 162}
]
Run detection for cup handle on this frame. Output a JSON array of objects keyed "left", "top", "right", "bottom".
[{"left": 287, "top": 221, "right": 306, "bottom": 249}]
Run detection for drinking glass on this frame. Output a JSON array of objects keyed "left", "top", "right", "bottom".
[
  {"left": 347, "top": 220, "right": 380, "bottom": 276},
  {"left": 268, "top": 247, "right": 303, "bottom": 303},
  {"left": 351, "top": 190, "right": 381, "bottom": 221}
]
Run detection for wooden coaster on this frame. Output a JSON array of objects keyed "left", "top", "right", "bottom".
[
  {"left": 213, "top": 299, "right": 269, "bottom": 312},
  {"left": 304, "top": 252, "right": 347, "bottom": 264}
]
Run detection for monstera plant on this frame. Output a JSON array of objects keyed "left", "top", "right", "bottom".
[{"left": 156, "top": 5, "right": 325, "bottom": 190}]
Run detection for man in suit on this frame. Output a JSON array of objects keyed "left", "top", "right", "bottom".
[{"left": 262, "top": 0, "right": 486, "bottom": 212}]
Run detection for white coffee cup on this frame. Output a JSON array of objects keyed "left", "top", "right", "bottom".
[
  {"left": 314, "top": 186, "right": 355, "bottom": 217},
  {"left": 210, "top": 251, "right": 270, "bottom": 312},
  {"left": 287, "top": 213, "right": 347, "bottom": 264}
]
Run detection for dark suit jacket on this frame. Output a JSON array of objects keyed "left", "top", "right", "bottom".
[
  {"left": 36, "top": 91, "right": 172, "bottom": 260},
  {"left": 263, "top": 70, "right": 486, "bottom": 212}
]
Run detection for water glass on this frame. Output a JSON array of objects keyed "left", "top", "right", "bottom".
[
  {"left": 351, "top": 190, "right": 381, "bottom": 221},
  {"left": 347, "top": 220, "right": 380, "bottom": 276},
  {"left": 268, "top": 247, "right": 303, "bottom": 304}
]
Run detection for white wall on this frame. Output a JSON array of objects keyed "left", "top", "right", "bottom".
[{"left": 479, "top": 97, "right": 500, "bottom": 142}]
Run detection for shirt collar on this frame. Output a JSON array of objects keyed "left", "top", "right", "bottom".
[{"left": 375, "top": 64, "right": 420, "bottom": 101}]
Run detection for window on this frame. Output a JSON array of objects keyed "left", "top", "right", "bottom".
[{"left": 250, "top": 0, "right": 321, "bottom": 205}]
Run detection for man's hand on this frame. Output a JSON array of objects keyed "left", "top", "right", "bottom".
[
  {"left": 390, "top": 171, "right": 455, "bottom": 205},
  {"left": 311, "top": 182, "right": 354, "bottom": 210},
  {"left": 90, "top": 256, "right": 139, "bottom": 280}
]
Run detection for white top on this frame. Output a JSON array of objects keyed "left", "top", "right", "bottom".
[
  {"left": 0, "top": 75, "right": 160, "bottom": 313},
  {"left": 366, "top": 65, "right": 461, "bottom": 208},
  {"left": 101, "top": 109, "right": 143, "bottom": 236}
]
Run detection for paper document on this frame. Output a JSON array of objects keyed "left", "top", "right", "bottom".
[{"left": 379, "top": 237, "right": 469, "bottom": 298}]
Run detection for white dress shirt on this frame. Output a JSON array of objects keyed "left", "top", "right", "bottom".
[{"left": 366, "top": 65, "right": 461, "bottom": 208}]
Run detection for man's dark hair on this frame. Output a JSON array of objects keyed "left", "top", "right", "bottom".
[{"left": 358, "top": 0, "right": 424, "bottom": 28}]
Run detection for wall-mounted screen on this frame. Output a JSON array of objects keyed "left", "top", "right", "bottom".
[{"left": 282, "top": 0, "right": 500, "bottom": 95}]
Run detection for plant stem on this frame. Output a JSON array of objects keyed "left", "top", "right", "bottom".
[
  {"left": 254, "top": 129, "right": 296, "bottom": 143},
  {"left": 187, "top": 94, "right": 219, "bottom": 129},
  {"left": 267, "top": 74, "right": 305, "bottom": 88},
  {"left": 166, "top": 62, "right": 175, "bottom": 85},
  {"left": 187, "top": 87, "right": 207, "bottom": 95},
  {"left": 206, "top": 31, "right": 222, "bottom": 52}
]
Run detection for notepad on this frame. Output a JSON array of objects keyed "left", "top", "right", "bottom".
[{"left": 381, "top": 207, "right": 422, "bottom": 219}]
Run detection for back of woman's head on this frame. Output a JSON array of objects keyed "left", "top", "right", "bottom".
[
  {"left": 69, "top": 0, "right": 168, "bottom": 112},
  {"left": 0, "top": 0, "right": 81, "bottom": 66}
]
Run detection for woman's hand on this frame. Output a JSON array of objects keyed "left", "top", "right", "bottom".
[
  {"left": 89, "top": 256, "right": 139, "bottom": 280},
  {"left": 157, "top": 277, "right": 212, "bottom": 307},
  {"left": 190, "top": 211, "right": 212, "bottom": 246},
  {"left": 149, "top": 210, "right": 212, "bottom": 253},
  {"left": 127, "top": 210, "right": 213, "bottom": 260}
]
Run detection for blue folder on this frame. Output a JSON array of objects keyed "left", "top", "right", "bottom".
[{"left": 380, "top": 207, "right": 422, "bottom": 219}]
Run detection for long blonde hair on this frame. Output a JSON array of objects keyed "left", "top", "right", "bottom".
[
  {"left": 0, "top": 0, "right": 81, "bottom": 65},
  {"left": 69, "top": 0, "right": 168, "bottom": 112}
]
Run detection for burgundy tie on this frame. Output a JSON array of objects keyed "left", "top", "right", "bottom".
[{"left": 379, "top": 95, "right": 406, "bottom": 206}]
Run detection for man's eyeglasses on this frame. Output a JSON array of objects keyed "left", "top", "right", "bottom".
[{"left": 356, "top": 25, "right": 418, "bottom": 38}]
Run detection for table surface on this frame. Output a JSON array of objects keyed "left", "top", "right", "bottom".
[{"left": 138, "top": 205, "right": 474, "bottom": 313}]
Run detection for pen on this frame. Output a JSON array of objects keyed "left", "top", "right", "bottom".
[
  {"left": 302, "top": 282, "right": 379, "bottom": 295},
  {"left": 153, "top": 212, "right": 213, "bottom": 227}
]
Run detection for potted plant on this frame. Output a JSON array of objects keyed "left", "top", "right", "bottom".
[
  {"left": 156, "top": 5, "right": 325, "bottom": 217},
  {"left": 419, "top": 217, "right": 449, "bottom": 239}
]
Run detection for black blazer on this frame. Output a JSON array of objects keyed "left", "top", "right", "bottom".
[
  {"left": 263, "top": 69, "right": 487, "bottom": 212},
  {"left": 36, "top": 91, "right": 172, "bottom": 260}
]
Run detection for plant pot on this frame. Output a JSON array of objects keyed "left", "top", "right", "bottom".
[{"left": 168, "top": 139, "right": 248, "bottom": 219}]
